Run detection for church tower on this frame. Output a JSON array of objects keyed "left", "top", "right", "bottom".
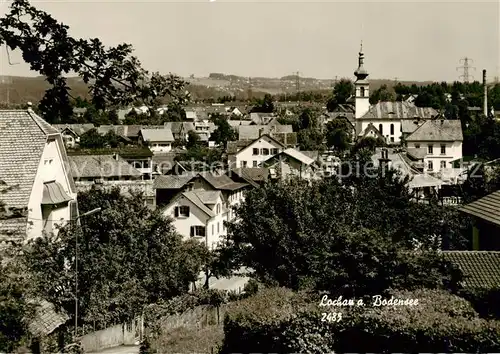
[{"left": 354, "top": 42, "right": 370, "bottom": 119}]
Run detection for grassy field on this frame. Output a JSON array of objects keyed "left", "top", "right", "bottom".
[{"left": 153, "top": 325, "right": 224, "bottom": 354}]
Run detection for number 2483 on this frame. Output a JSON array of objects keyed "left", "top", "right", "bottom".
[{"left": 321, "top": 312, "right": 342, "bottom": 322}]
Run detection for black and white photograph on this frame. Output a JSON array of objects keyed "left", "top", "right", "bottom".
[{"left": 0, "top": 0, "right": 499, "bottom": 352}]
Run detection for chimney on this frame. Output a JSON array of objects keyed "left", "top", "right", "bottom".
[{"left": 483, "top": 69, "right": 488, "bottom": 117}]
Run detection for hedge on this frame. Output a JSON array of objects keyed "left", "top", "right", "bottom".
[{"left": 219, "top": 288, "right": 500, "bottom": 353}]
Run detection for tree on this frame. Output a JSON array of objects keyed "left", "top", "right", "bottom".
[
  {"left": 369, "top": 84, "right": 395, "bottom": 104},
  {"left": 78, "top": 128, "right": 107, "bottom": 149},
  {"left": 251, "top": 94, "right": 274, "bottom": 113},
  {"left": 297, "top": 128, "right": 325, "bottom": 151},
  {"left": 221, "top": 168, "right": 466, "bottom": 294},
  {"left": 327, "top": 79, "right": 354, "bottom": 111},
  {"left": 186, "top": 131, "right": 201, "bottom": 150},
  {"left": 23, "top": 187, "right": 206, "bottom": 328},
  {"left": 210, "top": 114, "right": 237, "bottom": 149},
  {"left": 0, "top": 0, "right": 189, "bottom": 122},
  {"left": 325, "top": 119, "right": 352, "bottom": 152}
]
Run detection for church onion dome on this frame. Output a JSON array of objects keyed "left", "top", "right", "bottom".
[{"left": 354, "top": 45, "right": 369, "bottom": 80}]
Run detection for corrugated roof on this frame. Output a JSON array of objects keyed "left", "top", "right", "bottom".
[
  {"left": 406, "top": 119, "right": 463, "bottom": 142},
  {"left": 460, "top": 190, "right": 500, "bottom": 226},
  {"left": 360, "top": 101, "right": 438, "bottom": 120},
  {"left": 442, "top": 251, "right": 500, "bottom": 289},
  {"left": 69, "top": 155, "right": 142, "bottom": 179},
  {"left": 41, "top": 181, "right": 73, "bottom": 205},
  {"left": 140, "top": 128, "right": 174, "bottom": 142},
  {"left": 0, "top": 110, "right": 54, "bottom": 209}
]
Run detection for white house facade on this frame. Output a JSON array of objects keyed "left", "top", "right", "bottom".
[
  {"left": 163, "top": 190, "right": 228, "bottom": 250},
  {"left": 405, "top": 119, "right": 463, "bottom": 173},
  {"left": 139, "top": 128, "right": 175, "bottom": 153},
  {"left": 0, "top": 110, "right": 78, "bottom": 246},
  {"left": 233, "top": 134, "right": 285, "bottom": 169}
]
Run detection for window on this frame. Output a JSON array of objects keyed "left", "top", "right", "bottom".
[
  {"left": 216, "top": 204, "right": 221, "bottom": 214},
  {"left": 440, "top": 161, "right": 447, "bottom": 169},
  {"left": 212, "top": 224, "right": 214, "bottom": 235},
  {"left": 428, "top": 145, "right": 433, "bottom": 154},
  {"left": 261, "top": 148, "right": 270, "bottom": 155},
  {"left": 217, "top": 222, "right": 220, "bottom": 233},
  {"left": 428, "top": 161, "right": 434, "bottom": 171},
  {"left": 174, "top": 206, "right": 190, "bottom": 217},
  {"left": 253, "top": 161, "right": 258, "bottom": 167},
  {"left": 253, "top": 148, "right": 259, "bottom": 155},
  {"left": 360, "top": 87, "right": 365, "bottom": 97},
  {"left": 190, "top": 226, "right": 206, "bottom": 237},
  {"left": 44, "top": 158, "right": 53, "bottom": 165},
  {"left": 415, "top": 144, "right": 420, "bottom": 149},
  {"left": 271, "top": 148, "right": 279, "bottom": 155},
  {"left": 133, "top": 161, "right": 142, "bottom": 169},
  {"left": 379, "top": 124, "right": 383, "bottom": 135},
  {"left": 185, "top": 182, "right": 194, "bottom": 191},
  {"left": 390, "top": 137, "right": 394, "bottom": 143},
  {"left": 440, "top": 144, "right": 446, "bottom": 155},
  {"left": 390, "top": 124, "right": 394, "bottom": 135},
  {"left": 241, "top": 161, "right": 247, "bottom": 167}
]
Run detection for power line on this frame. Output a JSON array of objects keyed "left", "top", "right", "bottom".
[{"left": 457, "top": 57, "right": 476, "bottom": 83}]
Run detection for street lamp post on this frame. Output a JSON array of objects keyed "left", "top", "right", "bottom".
[{"left": 74, "top": 207, "right": 101, "bottom": 339}]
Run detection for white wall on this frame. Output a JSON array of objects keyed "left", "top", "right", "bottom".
[
  {"left": 360, "top": 120, "right": 402, "bottom": 143},
  {"left": 235, "top": 136, "right": 283, "bottom": 168},
  {"left": 407, "top": 141, "right": 463, "bottom": 172},
  {"left": 164, "top": 193, "right": 227, "bottom": 250},
  {"left": 355, "top": 83, "right": 370, "bottom": 119},
  {"left": 27, "top": 137, "right": 77, "bottom": 240},
  {"left": 149, "top": 142, "right": 172, "bottom": 153}
]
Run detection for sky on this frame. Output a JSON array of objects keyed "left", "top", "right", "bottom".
[{"left": 0, "top": 0, "right": 499, "bottom": 82}]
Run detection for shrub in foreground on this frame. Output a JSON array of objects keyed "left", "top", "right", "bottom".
[{"left": 219, "top": 288, "right": 500, "bottom": 353}]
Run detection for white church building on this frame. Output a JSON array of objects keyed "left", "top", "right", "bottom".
[{"left": 352, "top": 45, "right": 439, "bottom": 144}]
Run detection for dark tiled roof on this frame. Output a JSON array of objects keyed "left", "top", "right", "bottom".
[
  {"left": 230, "top": 168, "right": 269, "bottom": 183},
  {"left": 406, "top": 148, "right": 427, "bottom": 160},
  {"left": 460, "top": 190, "right": 500, "bottom": 226},
  {"left": 442, "top": 251, "right": 500, "bottom": 289},
  {"left": 401, "top": 119, "right": 425, "bottom": 134},
  {"left": 360, "top": 101, "right": 438, "bottom": 120},
  {"left": 69, "top": 155, "right": 142, "bottom": 179},
  {"left": 0, "top": 110, "right": 53, "bottom": 209},
  {"left": 198, "top": 172, "right": 248, "bottom": 191},
  {"left": 28, "top": 299, "right": 69, "bottom": 336},
  {"left": 154, "top": 174, "right": 196, "bottom": 189},
  {"left": 0, "top": 217, "right": 28, "bottom": 245},
  {"left": 227, "top": 140, "right": 252, "bottom": 154},
  {"left": 164, "top": 122, "right": 195, "bottom": 135},
  {"left": 406, "top": 119, "right": 463, "bottom": 142}
]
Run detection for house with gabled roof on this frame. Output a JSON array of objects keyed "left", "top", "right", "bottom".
[
  {"left": 0, "top": 109, "right": 78, "bottom": 246},
  {"left": 226, "top": 168, "right": 270, "bottom": 188},
  {"left": 261, "top": 148, "right": 321, "bottom": 181},
  {"left": 249, "top": 112, "right": 276, "bottom": 125},
  {"left": 227, "top": 133, "right": 286, "bottom": 169},
  {"left": 164, "top": 122, "right": 195, "bottom": 141},
  {"left": 138, "top": 128, "right": 175, "bottom": 153},
  {"left": 53, "top": 124, "right": 95, "bottom": 148},
  {"left": 236, "top": 124, "right": 295, "bottom": 142},
  {"left": 68, "top": 154, "right": 143, "bottom": 182},
  {"left": 405, "top": 119, "right": 463, "bottom": 174},
  {"left": 162, "top": 190, "right": 228, "bottom": 249}
]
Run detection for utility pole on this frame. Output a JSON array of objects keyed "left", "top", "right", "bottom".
[
  {"left": 1, "top": 46, "right": 19, "bottom": 106},
  {"left": 457, "top": 57, "right": 475, "bottom": 83}
]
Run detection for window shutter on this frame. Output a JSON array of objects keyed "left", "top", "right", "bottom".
[
  {"left": 186, "top": 207, "right": 190, "bottom": 217},
  {"left": 174, "top": 207, "right": 179, "bottom": 217},
  {"left": 190, "top": 226, "right": 194, "bottom": 237}
]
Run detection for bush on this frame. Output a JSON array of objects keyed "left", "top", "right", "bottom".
[
  {"left": 219, "top": 287, "right": 318, "bottom": 353},
  {"left": 458, "top": 287, "right": 500, "bottom": 319},
  {"left": 219, "top": 288, "right": 500, "bottom": 353}
]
